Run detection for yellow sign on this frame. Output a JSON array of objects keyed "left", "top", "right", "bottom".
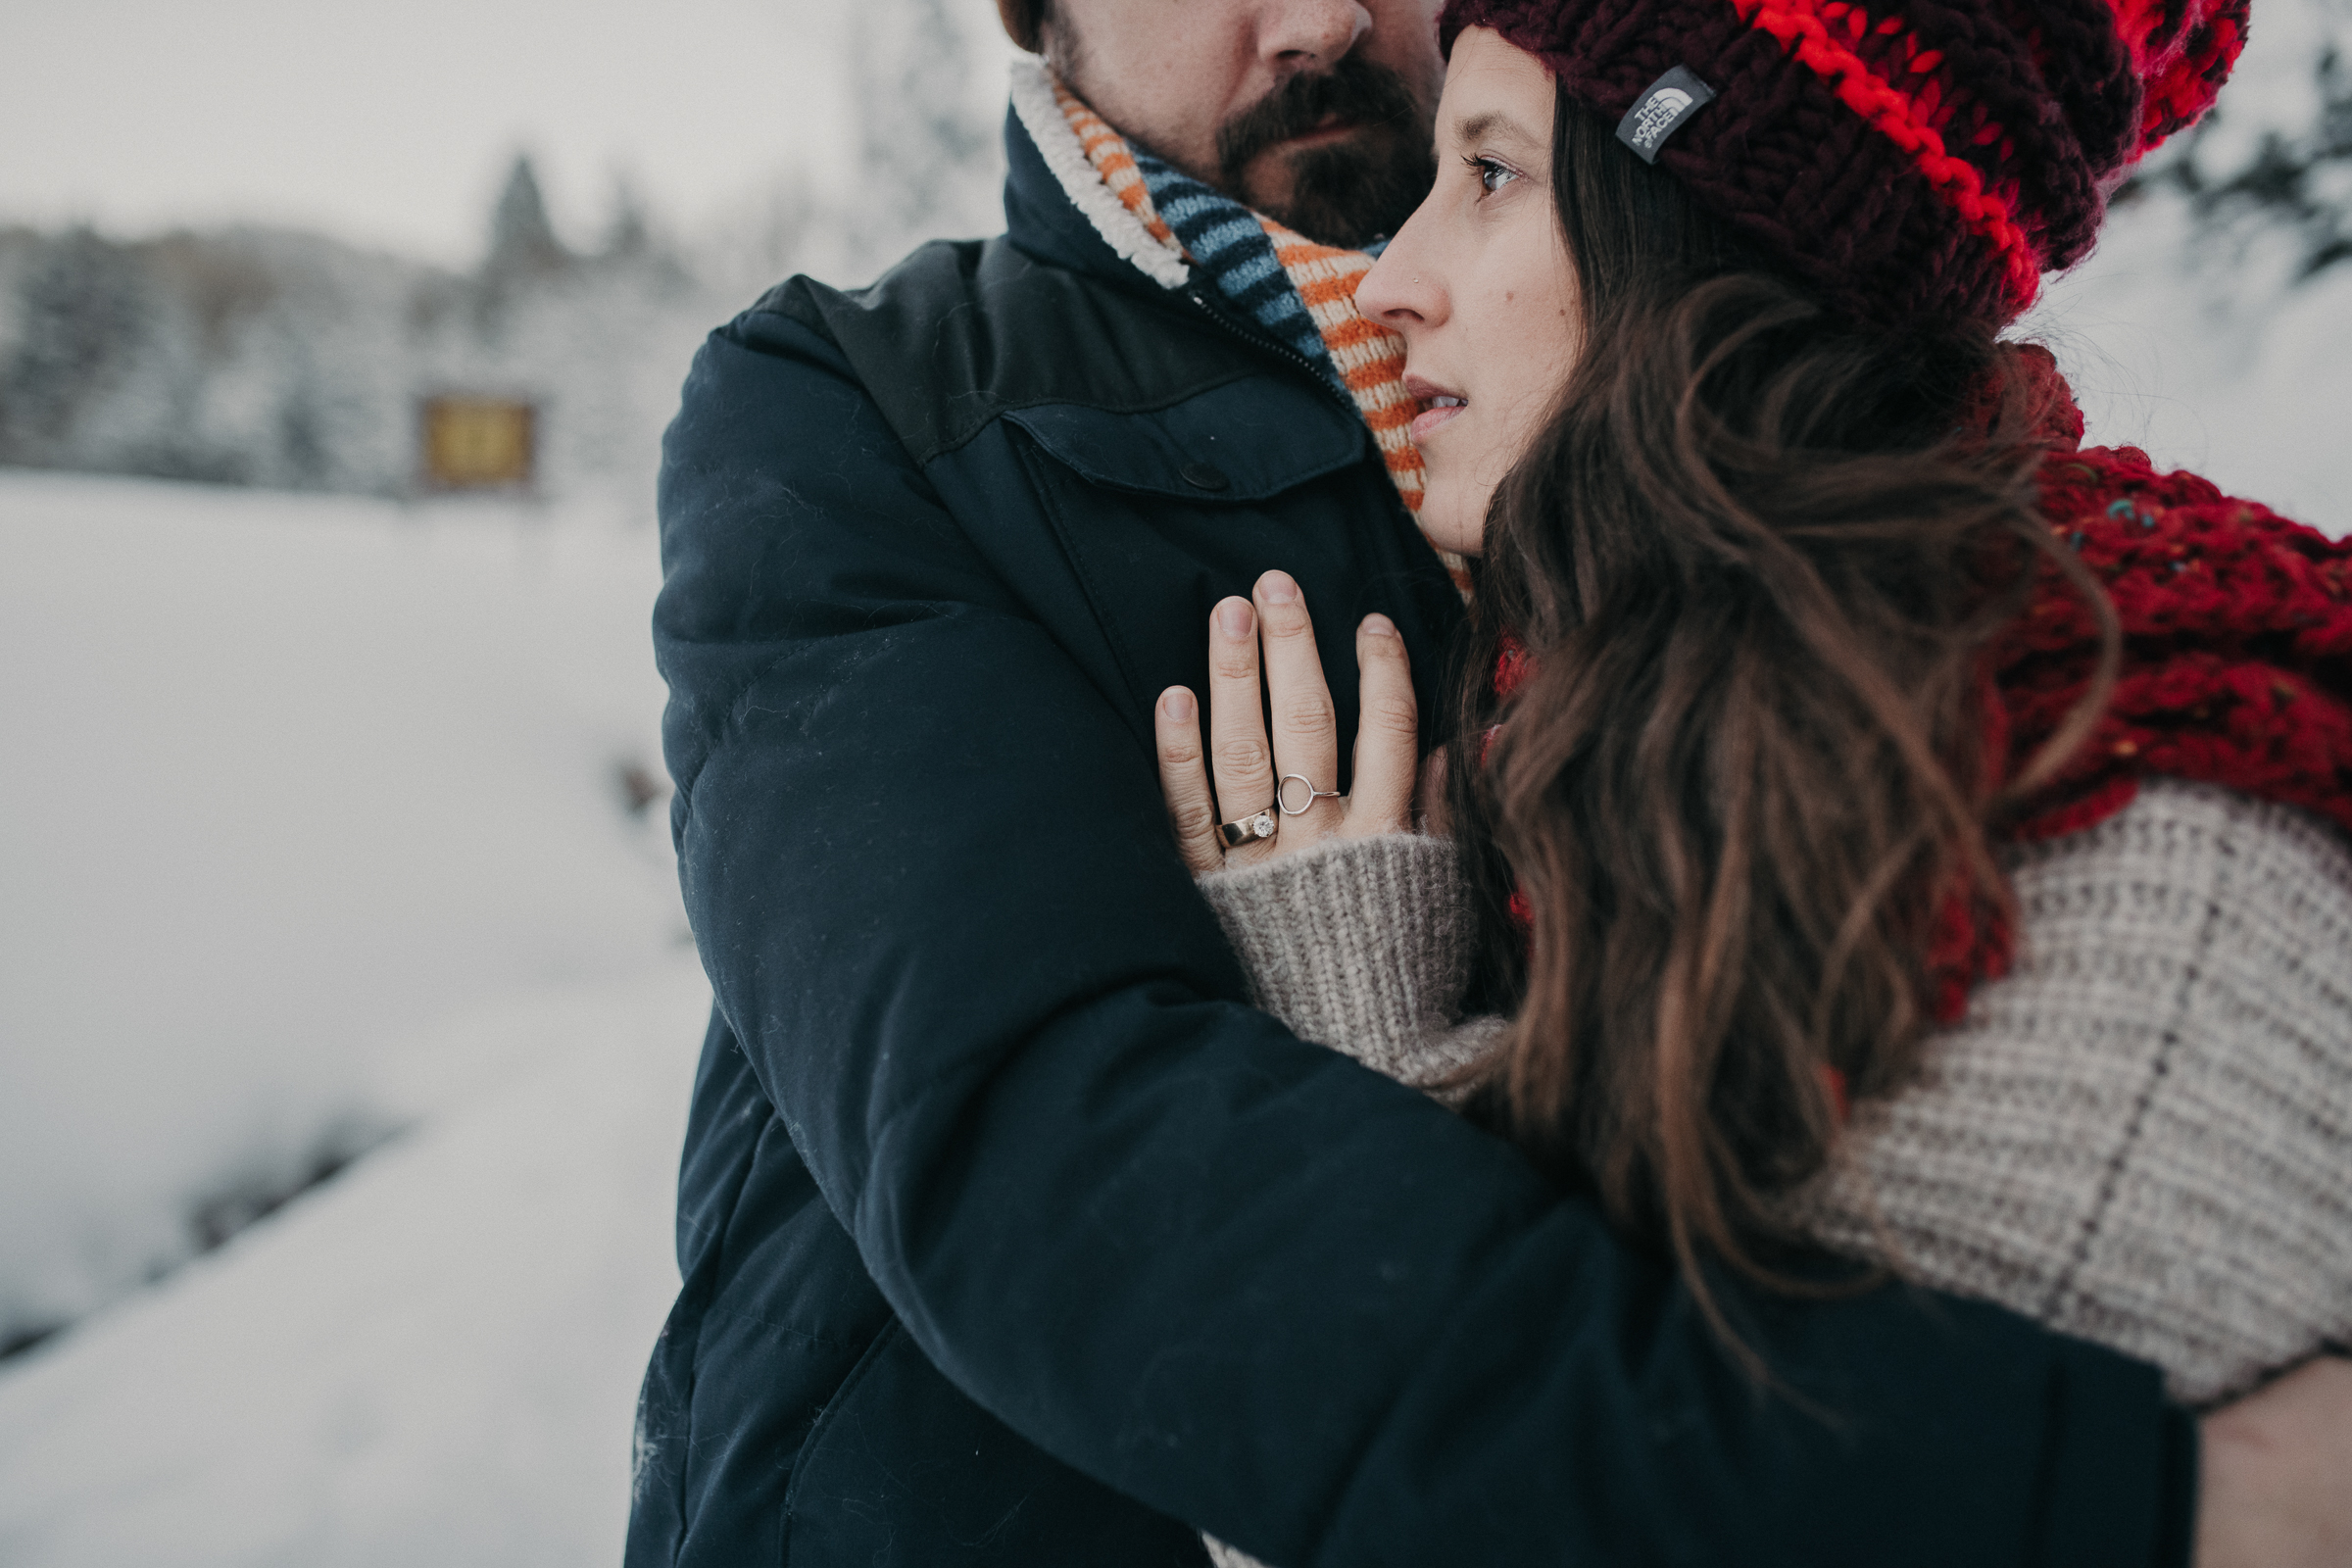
[{"left": 420, "top": 396, "right": 536, "bottom": 490}]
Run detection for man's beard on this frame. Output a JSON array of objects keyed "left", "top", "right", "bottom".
[{"left": 1214, "top": 56, "right": 1437, "bottom": 249}]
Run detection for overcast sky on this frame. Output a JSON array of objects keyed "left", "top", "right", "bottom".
[{"left": 0, "top": 0, "right": 1015, "bottom": 267}]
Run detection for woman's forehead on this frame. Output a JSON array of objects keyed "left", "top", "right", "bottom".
[{"left": 1437, "top": 28, "right": 1552, "bottom": 151}]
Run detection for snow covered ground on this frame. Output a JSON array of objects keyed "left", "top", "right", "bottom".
[
  {"left": 0, "top": 471, "right": 702, "bottom": 1565},
  {"left": 0, "top": 472, "right": 710, "bottom": 1568},
  {"left": 0, "top": 959, "right": 708, "bottom": 1568},
  {"left": 0, "top": 473, "right": 687, "bottom": 1340}
]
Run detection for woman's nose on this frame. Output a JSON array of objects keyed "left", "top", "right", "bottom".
[
  {"left": 1257, "top": 0, "right": 1373, "bottom": 74},
  {"left": 1356, "top": 220, "right": 1444, "bottom": 330}
]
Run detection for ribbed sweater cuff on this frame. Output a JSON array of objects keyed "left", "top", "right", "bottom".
[{"left": 1197, "top": 833, "right": 1474, "bottom": 1077}]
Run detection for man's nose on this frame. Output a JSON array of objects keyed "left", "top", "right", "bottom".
[{"left": 1257, "top": 0, "right": 1374, "bottom": 74}]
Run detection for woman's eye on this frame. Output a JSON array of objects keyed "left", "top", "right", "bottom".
[{"left": 1465, "top": 155, "right": 1522, "bottom": 194}]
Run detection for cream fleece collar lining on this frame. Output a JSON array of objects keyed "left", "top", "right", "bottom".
[{"left": 1005, "top": 57, "right": 1193, "bottom": 291}]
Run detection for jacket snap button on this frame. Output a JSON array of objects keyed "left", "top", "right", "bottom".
[{"left": 1180, "top": 462, "right": 1231, "bottom": 492}]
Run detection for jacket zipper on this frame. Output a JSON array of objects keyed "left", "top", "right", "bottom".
[{"left": 1180, "top": 285, "right": 1362, "bottom": 422}]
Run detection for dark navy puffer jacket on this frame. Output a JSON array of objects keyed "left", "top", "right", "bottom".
[{"left": 625, "top": 108, "right": 2198, "bottom": 1568}]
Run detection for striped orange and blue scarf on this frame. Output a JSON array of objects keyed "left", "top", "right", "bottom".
[{"left": 1032, "top": 69, "right": 1469, "bottom": 589}]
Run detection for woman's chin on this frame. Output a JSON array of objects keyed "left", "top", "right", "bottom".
[{"left": 1415, "top": 482, "right": 1486, "bottom": 560}]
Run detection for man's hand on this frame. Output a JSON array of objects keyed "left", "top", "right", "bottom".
[{"left": 2196, "top": 1354, "right": 2352, "bottom": 1567}]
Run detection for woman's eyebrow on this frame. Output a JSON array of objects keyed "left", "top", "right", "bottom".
[{"left": 1452, "top": 110, "right": 1534, "bottom": 147}]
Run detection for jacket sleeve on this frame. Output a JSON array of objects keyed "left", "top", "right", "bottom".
[{"left": 654, "top": 305, "right": 2200, "bottom": 1568}]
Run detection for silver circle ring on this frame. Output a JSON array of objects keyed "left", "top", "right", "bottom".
[{"left": 1277, "top": 773, "right": 1342, "bottom": 816}]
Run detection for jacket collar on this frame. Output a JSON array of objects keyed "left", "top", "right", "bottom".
[{"left": 1000, "top": 60, "right": 1193, "bottom": 301}]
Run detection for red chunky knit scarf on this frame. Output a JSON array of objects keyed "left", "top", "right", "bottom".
[
  {"left": 1930, "top": 373, "right": 2352, "bottom": 1017},
  {"left": 1494, "top": 356, "right": 2352, "bottom": 1025}
]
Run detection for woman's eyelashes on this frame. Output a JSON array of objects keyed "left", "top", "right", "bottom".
[{"left": 1462, "top": 153, "right": 1525, "bottom": 195}]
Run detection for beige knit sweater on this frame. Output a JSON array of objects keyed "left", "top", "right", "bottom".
[
  {"left": 1196, "top": 779, "right": 2352, "bottom": 1409},
  {"left": 1195, "top": 780, "right": 2351, "bottom": 1566}
]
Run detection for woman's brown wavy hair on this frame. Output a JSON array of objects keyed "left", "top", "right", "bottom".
[{"left": 1445, "top": 85, "right": 2118, "bottom": 1362}]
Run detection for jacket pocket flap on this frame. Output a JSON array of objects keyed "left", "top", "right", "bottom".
[{"left": 1005, "top": 377, "right": 1364, "bottom": 503}]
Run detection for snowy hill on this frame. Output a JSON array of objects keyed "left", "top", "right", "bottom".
[
  {"left": 0, "top": 968, "right": 706, "bottom": 1568},
  {"left": 0, "top": 471, "right": 702, "bottom": 1564},
  {"left": 0, "top": 473, "right": 688, "bottom": 1347},
  {"left": 0, "top": 959, "right": 708, "bottom": 1568}
]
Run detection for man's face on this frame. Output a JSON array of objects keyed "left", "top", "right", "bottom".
[{"left": 1045, "top": 0, "right": 1446, "bottom": 248}]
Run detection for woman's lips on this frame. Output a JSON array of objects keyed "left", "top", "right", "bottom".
[{"left": 1405, "top": 374, "right": 1467, "bottom": 444}]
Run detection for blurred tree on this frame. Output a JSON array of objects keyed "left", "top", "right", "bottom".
[
  {"left": 485, "top": 154, "right": 570, "bottom": 281},
  {"left": 603, "top": 170, "right": 660, "bottom": 263},
  {"left": 845, "top": 0, "right": 1004, "bottom": 264},
  {"left": 2130, "top": 13, "right": 2352, "bottom": 280},
  {"left": 597, "top": 171, "right": 696, "bottom": 296},
  {"left": 0, "top": 228, "right": 151, "bottom": 462}
]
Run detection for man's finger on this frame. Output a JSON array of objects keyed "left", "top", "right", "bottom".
[
  {"left": 1154, "top": 686, "right": 1225, "bottom": 875},
  {"left": 1343, "top": 612, "right": 1418, "bottom": 837},
  {"left": 1253, "top": 569, "right": 1341, "bottom": 833},
  {"left": 1205, "top": 597, "right": 1277, "bottom": 857}
]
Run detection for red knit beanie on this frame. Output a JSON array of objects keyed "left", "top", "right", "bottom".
[{"left": 1440, "top": 0, "right": 2247, "bottom": 326}]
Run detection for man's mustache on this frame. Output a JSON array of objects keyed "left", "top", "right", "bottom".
[{"left": 1215, "top": 57, "right": 1425, "bottom": 184}]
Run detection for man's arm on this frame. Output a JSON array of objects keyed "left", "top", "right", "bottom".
[{"left": 656, "top": 304, "right": 2195, "bottom": 1568}]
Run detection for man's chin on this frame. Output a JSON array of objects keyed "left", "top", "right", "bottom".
[{"left": 1242, "top": 127, "right": 1435, "bottom": 250}]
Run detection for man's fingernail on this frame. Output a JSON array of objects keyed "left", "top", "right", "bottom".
[
  {"left": 1258, "top": 571, "right": 1299, "bottom": 606},
  {"left": 1160, "top": 689, "right": 1194, "bottom": 722},
  {"left": 1217, "top": 599, "right": 1254, "bottom": 639},
  {"left": 1361, "top": 612, "right": 1398, "bottom": 638}
]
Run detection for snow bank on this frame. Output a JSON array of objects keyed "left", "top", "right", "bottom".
[
  {"left": 0, "top": 956, "right": 709, "bottom": 1568},
  {"left": 0, "top": 472, "right": 685, "bottom": 1344}
]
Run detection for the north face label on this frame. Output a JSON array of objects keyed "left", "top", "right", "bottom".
[{"left": 1615, "top": 67, "right": 1717, "bottom": 164}]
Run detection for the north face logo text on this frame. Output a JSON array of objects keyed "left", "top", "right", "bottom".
[
  {"left": 1629, "top": 89, "right": 1694, "bottom": 147},
  {"left": 1615, "top": 67, "right": 1717, "bottom": 164}
]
